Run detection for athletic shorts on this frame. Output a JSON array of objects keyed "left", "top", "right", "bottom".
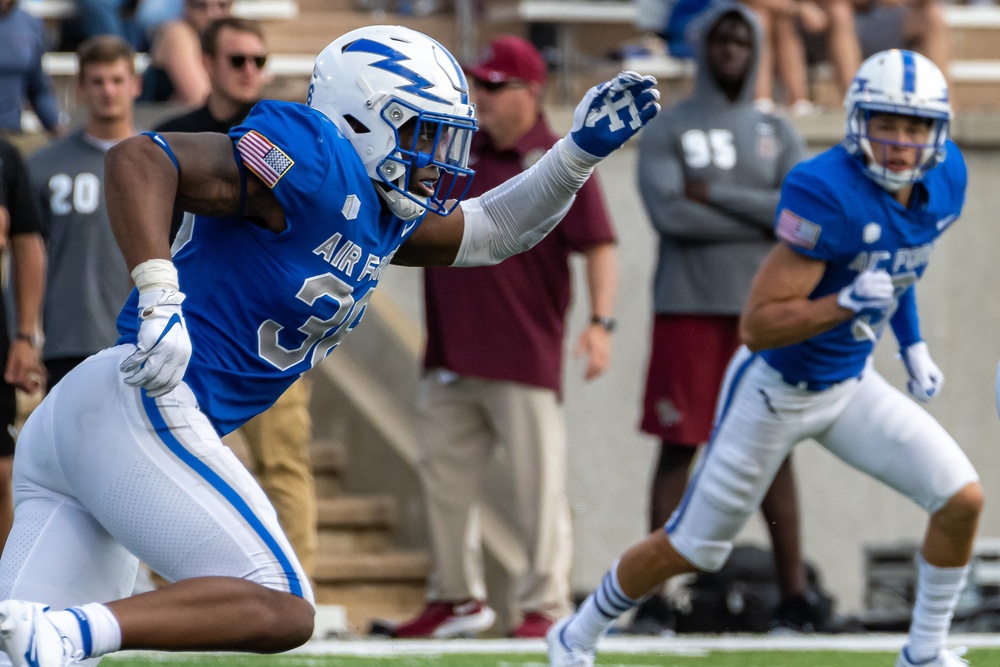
[
  {"left": 0, "top": 346, "right": 314, "bottom": 612},
  {"left": 640, "top": 314, "right": 742, "bottom": 445},
  {"left": 666, "top": 347, "right": 979, "bottom": 572}
]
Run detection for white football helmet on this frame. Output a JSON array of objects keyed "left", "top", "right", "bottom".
[
  {"left": 308, "top": 25, "right": 477, "bottom": 220},
  {"left": 843, "top": 49, "right": 951, "bottom": 192}
]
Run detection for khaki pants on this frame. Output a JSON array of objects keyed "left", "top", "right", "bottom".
[
  {"left": 240, "top": 378, "right": 317, "bottom": 577},
  {"left": 416, "top": 374, "right": 573, "bottom": 618}
]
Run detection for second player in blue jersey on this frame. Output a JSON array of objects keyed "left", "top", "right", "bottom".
[{"left": 548, "top": 49, "right": 982, "bottom": 667}]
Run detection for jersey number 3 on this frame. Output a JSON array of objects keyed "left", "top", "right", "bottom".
[{"left": 257, "top": 273, "right": 373, "bottom": 371}]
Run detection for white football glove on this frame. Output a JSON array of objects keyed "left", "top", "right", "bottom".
[
  {"left": 120, "top": 288, "right": 191, "bottom": 397},
  {"left": 837, "top": 269, "right": 895, "bottom": 313},
  {"left": 569, "top": 71, "right": 660, "bottom": 162},
  {"left": 900, "top": 341, "right": 944, "bottom": 402}
]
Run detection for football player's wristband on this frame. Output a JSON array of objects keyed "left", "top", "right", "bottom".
[{"left": 132, "top": 259, "right": 179, "bottom": 293}]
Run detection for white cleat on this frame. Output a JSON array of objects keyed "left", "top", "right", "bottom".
[
  {"left": 0, "top": 600, "right": 80, "bottom": 667},
  {"left": 546, "top": 616, "right": 595, "bottom": 667},
  {"left": 896, "top": 646, "right": 970, "bottom": 667}
]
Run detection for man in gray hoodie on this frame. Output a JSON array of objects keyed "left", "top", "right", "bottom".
[{"left": 630, "top": 2, "right": 820, "bottom": 633}]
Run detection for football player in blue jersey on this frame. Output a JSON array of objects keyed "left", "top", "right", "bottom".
[
  {"left": 0, "top": 25, "right": 659, "bottom": 667},
  {"left": 547, "top": 49, "right": 981, "bottom": 667}
]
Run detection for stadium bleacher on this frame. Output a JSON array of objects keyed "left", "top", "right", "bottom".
[{"left": 29, "top": 0, "right": 1000, "bottom": 110}]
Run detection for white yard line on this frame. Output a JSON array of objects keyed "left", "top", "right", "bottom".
[
  {"left": 285, "top": 632, "right": 1000, "bottom": 656},
  {"left": 109, "top": 634, "right": 1000, "bottom": 662}
]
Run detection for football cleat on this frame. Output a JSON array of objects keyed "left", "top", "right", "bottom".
[
  {"left": 0, "top": 600, "right": 82, "bottom": 667},
  {"left": 546, "top": 616, "right": 595, "bottom": 667},
  {"left": 392, "top": 600, "right": 496, "bottom": 638},
  {"left": 511, "top": 612, "right": 555, "bottom": 638},
  {"left": 896, "top": 645, "right": 970, "bottom": 667}
]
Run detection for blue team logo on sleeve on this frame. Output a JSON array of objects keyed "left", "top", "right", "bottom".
[
  {"left": 237, "top": 130, "right": 295, "bottom": 188},
  {"left": 776, "top": 208, "right": 821, "bottom": 250}
]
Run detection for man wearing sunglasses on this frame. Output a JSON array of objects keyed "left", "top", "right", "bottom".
[
  {"left": 155, "top": 17, "right": 268, "bottom": 138},
  {"left": 154, "top": 16, "right": 319, "bottom": 585},
  {"left": 394, "top": 34, "right": 618, "bottom": 640}
]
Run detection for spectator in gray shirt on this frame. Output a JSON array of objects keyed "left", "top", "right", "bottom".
[{"left": 28, "top": 35, "right": 138, "bottom": 388}]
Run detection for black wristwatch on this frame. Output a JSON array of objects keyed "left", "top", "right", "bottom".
[{"left": 590, "top": 315, "right": 616, "bottom": 332}]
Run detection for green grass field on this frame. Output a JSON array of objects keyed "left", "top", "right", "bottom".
[{"left": 101, "top": 648, "right": 1000, "bottom": 666}]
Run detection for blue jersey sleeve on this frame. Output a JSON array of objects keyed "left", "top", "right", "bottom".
[
  {"left": 890, "top": 284, "right": 921, "bottom": 350},
  {"left": 229, "top": 101, "right": 334, "bottom": 228},
  {"left": 774, "top": 164, "right": 847, "bottom": 263}
]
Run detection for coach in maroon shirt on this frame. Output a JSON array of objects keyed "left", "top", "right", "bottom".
[{"left": 394, "top": 35, "right": 618, "bottom": 640}]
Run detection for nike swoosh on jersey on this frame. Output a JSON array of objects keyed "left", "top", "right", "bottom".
[
  {"left": 401, "top": 220, "right": 418, "bottom": 237},
  {"left": 936, "top": 214, "right": 957, "bottom": 231}
]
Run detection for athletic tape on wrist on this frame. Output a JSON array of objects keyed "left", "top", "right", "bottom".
[{"left": 131, "top": 258, "right": 179, "bottom": 293}]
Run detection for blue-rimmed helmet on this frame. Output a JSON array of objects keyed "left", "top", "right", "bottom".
[
  {"left": 844, "top": 49, "right": 951, "bottom": 192},
  {"left": 309, "top": 25, "right": 477, "bottom": 220}
]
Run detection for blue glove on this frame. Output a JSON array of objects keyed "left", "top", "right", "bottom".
[
  {"left": 900, "top": 341, "right": 944, "bottom": 402},
  {"left": 569, "top": 71, "right": 660, "bottom": 160},
  {"left": 120, "top": 288, "right": 191, "bottom": 397}
]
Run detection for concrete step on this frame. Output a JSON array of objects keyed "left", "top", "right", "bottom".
[
  {"left": 314, "top": 581, "right": 427, "bottom": 634},
  {"left": 263, "top": 10, "right": 457, "bottom": 54},
  {"left": 313, "top": 550, "right": 430, "bottom": 633},
  {"left": 311, "top": 440, "right": 347, "bottom": 496},
  {"left": 317, "top": 494, "right": 397, "bottom": 529},
  {"left": 296, "top": 0, "right": 356, "bottom": 11},
  {"left": 314, "top": 550, "right": 430, "bottom": 583},
  {"left": 950, "top": 25, "right": 1000, "bottom": 61},
  {"left": 23, "top": 0, "right": 299, "bottom": 20}
]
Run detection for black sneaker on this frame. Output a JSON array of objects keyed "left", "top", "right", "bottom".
[
  {"left": 623, "top": 594, "right": 674, "bottom": 635},
  {"left": 771, "top": 593, "right": 830, "bottom": 633}
]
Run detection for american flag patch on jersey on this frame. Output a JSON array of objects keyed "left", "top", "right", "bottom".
[
  {"left": 237, "top": 130, "right": 293, "bottom": 188},
  {"left": 776, "top": 208, "right": 821, "bottom": 249}
]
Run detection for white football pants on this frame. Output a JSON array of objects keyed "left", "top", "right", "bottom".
[
  {"left": 667, "top": 346, "right": 980, "bottom": 572},
  {"left": 0, "top": 346, "right": 314, "bottom": 619}
]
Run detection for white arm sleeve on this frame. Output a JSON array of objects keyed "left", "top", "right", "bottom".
[{"left": 452, "top": 137, "right": 598, "bottom": 267}]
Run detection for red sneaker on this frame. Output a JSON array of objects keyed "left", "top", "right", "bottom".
[
  {"left": 511, "top": 611, "right": 555, "bottom": 638},
  {"left": 393, "top": 600, "right": 496, "bottom": 638}
]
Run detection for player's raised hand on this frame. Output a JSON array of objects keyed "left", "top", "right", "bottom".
[
  {"left": 900, "top": 341, "right": 944, "bottom": 402},
  {"left": 837, "top": 269, "right": 895, "bottom": 313},
  {"left": 121, "top": 288, "right": 192, "bottom": 397},
  {"left": 568, "top": 71, "right": 660, "bottom": 163}
]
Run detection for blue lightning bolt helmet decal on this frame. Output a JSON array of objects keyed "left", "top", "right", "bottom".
[{"left": 345, "top": 38, "right": 452, "bottom": 105}]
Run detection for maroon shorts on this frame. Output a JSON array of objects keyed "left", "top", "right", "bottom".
[{"left": 639, "top": 314, "right": 742, "bottom": 446}]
